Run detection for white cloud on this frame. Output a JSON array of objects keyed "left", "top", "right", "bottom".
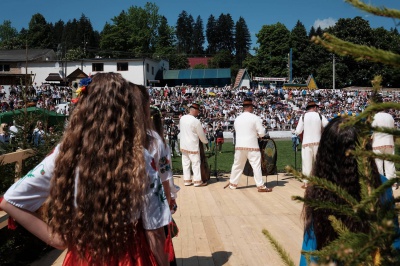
[{"left": 313, "top": 17, "right": 337, "bottom": 29}]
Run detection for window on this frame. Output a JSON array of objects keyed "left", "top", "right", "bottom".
[
  {"left": 0, "top": 64, "right": 10, "bottom": 72},
  {"left": 117, "top": 62, "right": 128, "bottom": 71},
  {"left": 146, "top": 63, "right": 149, "bottom": 72},
  {"left": 92, "top": 63, "right": 104, "bottom": 72},
  {"left": 152, "top": 66, "right": 154, "bottom": 75}
]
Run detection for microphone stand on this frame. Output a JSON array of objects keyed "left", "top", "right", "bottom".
[{"left": 213, "top": 140, "right": 219, "bottom": 181}]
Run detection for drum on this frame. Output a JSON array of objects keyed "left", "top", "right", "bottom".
[
  {"left": 199, "top": 141, "right": 210, "bottom": 182},
  {"left": 243, "top": 138, "right": 277, "bottom": 176}
]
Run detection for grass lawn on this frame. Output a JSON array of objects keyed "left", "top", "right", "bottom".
[{"left": 171, "top": 139, "right": 301, "bottom": 174}]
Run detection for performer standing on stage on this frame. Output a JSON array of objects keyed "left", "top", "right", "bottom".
[
  {"left": 371, "top": 95, "right": 397, "bottom": 188},
  {"left": 227, "top": 98, "right": 272, "bottom": 192},
  {"left": 179, "top": 102, "right": 208, "bottom": 187},
  {"left": 295, "top": 101, "right": 328, "bottom": 189}
]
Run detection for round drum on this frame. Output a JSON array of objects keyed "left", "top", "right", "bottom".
[{"left": 243, "top": 138, "right": 277, "bottom": 176}]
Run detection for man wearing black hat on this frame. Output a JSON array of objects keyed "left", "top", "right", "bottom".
[
  {"left": 179, "top": 102, "right": 208, "bottom": 187},
  {"left": 295, "top": 100, "right": 328, "bottom": 188},
  {"left": 227, "top": 98, "right": 272, "bottom": 192}
]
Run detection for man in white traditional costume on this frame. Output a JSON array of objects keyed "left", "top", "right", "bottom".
[
  {"left": 227, "top": 98, "right": 272, "bottom": 192},
  {"left": 372, "top": 95, "right": 397, "bottom": 188},
  {"left": 179, "top": 102, "right": 208, "bottom": 187},
  {"left": 295, "top": 101, "right": 329, "bottom": 188}
]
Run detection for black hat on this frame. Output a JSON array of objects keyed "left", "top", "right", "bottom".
[
  {"left": 190, "top": 102, "right": 200, "bottom": 110},
  {"left": 306, "top": 101, "right": 318, "bottom": 110},
  {"left": 242, "top": 98, "right": 255, "bottom": 107}
]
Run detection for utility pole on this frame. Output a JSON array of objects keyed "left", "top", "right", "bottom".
[{"left": 333, "top": 54, "right": 336, "bottom": 90}]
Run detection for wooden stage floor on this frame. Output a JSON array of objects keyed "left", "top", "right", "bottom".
[
  {"left": 35, "top": 173, "right": 400, "bottom": 266},
  {"left": 170, "top": 173, "right": 304, "bottom": 266}
]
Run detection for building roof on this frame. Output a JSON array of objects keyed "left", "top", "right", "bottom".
[
  {"left": 163, "top": 68, "right": 230, "bottom": 80},
  {"left": 45, "top": 73, "right": 63, "bottom": 82},
  {"left": 67, "top": 68, "right": 88, "bottom": 79},
  {"left": 0, "top": 49, "right": 56, "bottom": 62},
  {"left": 188, "top": 57, "right": 211, "bottom": 68},
  {"left": 283, "top": 75, "right": 318, "bottom": 90}
]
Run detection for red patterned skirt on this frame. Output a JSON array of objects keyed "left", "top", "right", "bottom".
[{"left": 62, "top": 221, "right": 158, "bottom": 266}]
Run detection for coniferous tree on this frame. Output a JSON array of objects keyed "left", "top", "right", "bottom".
[
  {"left": 206, "top": 14, "right": 218, "bottom": 55},
  {"left": 235, "top": 16, "right": 251, "bottom": 68},
  {"left": 75, "top": 14, "right": 99, "bottom": 58},
  {"left": 216, "top": 13, "right": 235, "bottom": 53},
  {"left": 289, "top": 20, "right": 309, "bottom": 82},
  {"left": 175, "top": 11, "right": 194, "bottom": 54},
  {"left": 26, "top": 13, "right": 52, "bottom": 49},
  {"left": 192, "top": 15, "right": 205, "bottom": 56},
  {"left": 154, "top": 16, "right": 175, "bottom": 53},
  {"left": 52, "top": 20, "right": 65, "bottom": 52}
]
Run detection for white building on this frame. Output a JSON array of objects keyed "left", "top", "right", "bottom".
[{"left": 0, "top": 49, "right": 169, "bottom": 86}]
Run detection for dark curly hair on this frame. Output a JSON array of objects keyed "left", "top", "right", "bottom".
[
  {"left": 45, "top": 73, "right": 149, "bottom": 264},
  {"left": 303, "top": 116, "right": 382, "bottom": 250},
  {"left": 150, "top": 106, "right": 165, "bottom": 144}
]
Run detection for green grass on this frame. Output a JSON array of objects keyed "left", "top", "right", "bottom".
[{"left": 171, "top": 139, "right": 301, "bottom": 174}]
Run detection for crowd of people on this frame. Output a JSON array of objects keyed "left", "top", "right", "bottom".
[
  {"left": 2, "top": 82, "right": 400, "bottom": 132},
  {"left": 0, "top": 84, "right": 71, "bottom": 114},
  {"left": 151, "top": 85, "right": 400, "bottom": 133},
  {"left": 0, "top": 76, "right": 399, "bottom": 264}
]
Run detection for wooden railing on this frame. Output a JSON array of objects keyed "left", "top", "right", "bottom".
[
  {"left": 0, "top": 149, "right": 35, "bottom": 229},
  {"left": 0, "top": 149, "right": 66, "bottom": 265}
]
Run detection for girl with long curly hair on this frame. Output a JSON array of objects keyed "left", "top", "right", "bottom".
[
  {"left": 150, "top": 106, "right": 180, "bottom": 214},
  {"left": 0, "top": 73, "right": 171, "bottom": 265},
  {"left": 299, "top": 116, "right": 399, "bottom": 265}
]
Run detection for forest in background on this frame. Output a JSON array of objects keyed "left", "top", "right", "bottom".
[{"left": 1, "top": 2, "right": 400, "bottom": 88}]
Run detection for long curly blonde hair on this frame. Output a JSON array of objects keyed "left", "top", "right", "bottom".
[{"left": 46, "top": 73, "right": 149, "bottom": 263}]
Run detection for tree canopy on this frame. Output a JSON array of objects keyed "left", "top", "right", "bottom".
[{"left": 3, "top": 2, "right": 400, "bottom": 87}]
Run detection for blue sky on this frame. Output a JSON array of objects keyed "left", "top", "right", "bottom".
[{"left": 1, "top": 0, "right": 399, "bottom": 49}]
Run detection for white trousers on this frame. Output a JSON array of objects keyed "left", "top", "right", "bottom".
[
  {"left": 374, "top": 147, "right": 396, "bottom": 179},
  {"left": 229, "top": 150, "right": 264, "bottom": 187},
  {"left": 182, "top": 152, "right": 201, "bottom": 182},
  {"left": 301, "top": 145, "right": 319, "bottom": 183}
]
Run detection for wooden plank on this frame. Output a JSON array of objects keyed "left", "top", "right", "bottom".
[
  {"left": 30, "top": 249, "right": 66, "bottom": 266},
  {"left": 51, "top": 249, "right": 67, "bottom": 266},
  {"left": 0, "top": 210, "right": 8, "bottom": 230},
  {"left": 0, "top": 149, "right": 34, "bottom": 164}
]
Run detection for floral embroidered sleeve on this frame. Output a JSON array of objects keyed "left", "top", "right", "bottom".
[
  {"left": 3, "top": 145, "right": 60, "bottom": 212},
  {"left": 141, "top": 150, "right": 171, "bottom": 230},
  {"left": 158, "top": 142, "right": 172, "bottom": 183}
]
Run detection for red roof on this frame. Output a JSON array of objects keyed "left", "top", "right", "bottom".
[{"left": 188, "top": 57, "right": 212, "bottom": 69}]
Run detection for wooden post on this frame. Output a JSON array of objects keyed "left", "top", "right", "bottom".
[{"left": 0, "top": 149, "right": 35, "bottom": 181}]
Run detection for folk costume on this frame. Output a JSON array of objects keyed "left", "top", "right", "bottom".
[
  {"left": 299, "top": 175, "right": 400, "bottom": 266},
  {"left": 3, "top": 145, "right": 172, "bottom": 265},
  {"left": 179, "top": 103, "right": 208, "bottom": 186},
  {"left": 295, "top": 101, "right": 328, "bottom": 187},
  {"left": 228, "top": 99, "right": 272, "bottom": 192},
  {"left": 372, "top": 112, "right": 396, "bottom": 181}
]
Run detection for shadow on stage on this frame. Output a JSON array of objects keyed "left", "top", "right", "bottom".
[
  {"left": 212, "top": 175, "right": 290, "bottom": 189},
  {"left": 175, "top": 251, "right": 232, "bottom": 266}
]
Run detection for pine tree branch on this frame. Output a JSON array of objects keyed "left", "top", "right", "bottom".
[
  {"left": 287, "top": 166, "right": 359, "bottom": 207},
  {"left": 293, "top": 196, "right": 359, "bottom": 220},
  {"left": 262, "top": 229, "right": 295, "bottom": 266},
  {"left": 328, "top": 215, "right": 350, "bottom": 236},
  {"left": 351, "top": 149, "right": 400, "bottom": 165},
  {"left": 345, "top": 0, "right": 400, "bottom": 20}
]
